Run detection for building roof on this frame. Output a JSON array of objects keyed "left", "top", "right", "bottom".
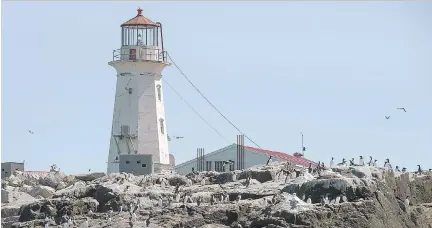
[
  {"left": 175, "top": 144, "right": 318, "bottom": 169},
  {"left": 244, "top": 146, "right": 318, "bottom": 166},
  {"left": 23, "top": 171, "right": 49, "bottom": 177},
  {"left": 121, "top": 8, "right": 157, "bottom": 27}
]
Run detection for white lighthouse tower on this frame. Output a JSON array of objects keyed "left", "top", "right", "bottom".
[{"left": 107, "top": 8, "right": 170, "bottom": 174}]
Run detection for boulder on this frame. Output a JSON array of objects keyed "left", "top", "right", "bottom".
[
  {"left": 75, "top": 172, "right": 105, "bottom": 182},
  {"left": 27, "top": 186, "right": 55, "bottom": 199}
]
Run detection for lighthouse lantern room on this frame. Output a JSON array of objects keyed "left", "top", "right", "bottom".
[{"left": 107, "top": 8, "right": 171, "bottom": 174}]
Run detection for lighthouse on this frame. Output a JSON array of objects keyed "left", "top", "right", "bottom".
[{"left": 107, "top": 8, "right": 170, "bottom": 174}]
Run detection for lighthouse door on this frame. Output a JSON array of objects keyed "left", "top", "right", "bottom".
[{"left": 129, "top": 49, "right": 136, "bottom": 61}]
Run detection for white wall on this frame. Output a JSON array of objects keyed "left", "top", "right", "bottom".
[
  {"left": 107, "top": 61, "right": 170, "bottom": 174},
  {"left": 174, "top": 144, "right": 282, "bottom": 175}
]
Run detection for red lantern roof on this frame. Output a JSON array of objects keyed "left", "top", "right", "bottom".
[{"left": 121, "top": 8, "right": 157, "bottom": 27}]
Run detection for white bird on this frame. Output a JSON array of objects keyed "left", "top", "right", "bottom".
[
  {"left": 324, "top": 194, "right": 329, "bottom": 205},
  {"left": 201, "top": 178, "right": 206, "bottom": 186},
  {"left": 232, "top": 172, "right": 237, "bottom": 182},
  {"left": 197, "top": 196, "right": 202, "bottom": 206},
  {"left": 306, "top": 196, "right": 312, "bottom": 204},
  {"left": 183, "top": 195, "right": 189, "bottom": 204},
  {"left": 373, "top": 160, "right": 378, "bottom": 167},
  {"left": 329, "top": 157, "right": 334, "bottom": 168},
  {"left": 220, "top": 195, "right": 224, "bottom": 202},
  {"left": 236, "top": 194, "right": 241, "bottom": 203},
  {"left": 119, "top": 205, "right": 123, "bottom": 212},
  {"left": 210, "top": 195, "right": 215, "bottom": 205},
  {"left": 175, "top": 193, "right": 180, "bottom": 202},
  {"left": 131, "top": 212, "right": 137, "bottom": 223},
  {"left": 404, "top": 196, "right": 410, "bottom": 212},
  {"left": 226, "top": 194, "right": 230, "bottom": 202},
  {"left": 359, "top": 156, "right": 364, "bottom": 166},
  {"left": 161, "top": 179, "right": 166, "bottom": 188},
  {"left": 341, "top": 195, "right": 348, "bottom": 203},
  {"left": 320, "top": 195, "right": 326, "bottom": 206},
  {"left": 335, "top": 196, "right": 341, "bottom": 204},
  {"left": 158, "top": 198, "right": 163, "bottom": 207}
]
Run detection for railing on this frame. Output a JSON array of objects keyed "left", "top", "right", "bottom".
[{"left": 112, "top": 47, "right": 168, "bottom": 63}]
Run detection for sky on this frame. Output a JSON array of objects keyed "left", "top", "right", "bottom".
[{"left": 1, "top": 2, "right": 432, "bottom": 174}]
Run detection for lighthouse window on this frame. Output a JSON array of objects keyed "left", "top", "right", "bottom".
[
  {"left": 156, "top": 85, "right": 162, "bottom": 101},
  {"left": 159, "top": 118, "right": 165, "bottom": 134}
]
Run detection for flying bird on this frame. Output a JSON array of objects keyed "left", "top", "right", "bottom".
[
  {"left": 397, "top": 108, "right": 407, "bottom": 112},
  {"left": 28, "top": 130, "right": 34, "bottom": 134},
  {"left": 385, "top": 116, "right": 390, "bottom": 119}
]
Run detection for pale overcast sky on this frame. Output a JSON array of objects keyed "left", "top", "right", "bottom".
[{"left": 2, "top": 2, "right": 432, "bottom": 174}]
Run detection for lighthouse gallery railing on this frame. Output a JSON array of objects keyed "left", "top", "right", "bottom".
[{"left": 112, "top": 47, "right": 168, "bottom": 63}]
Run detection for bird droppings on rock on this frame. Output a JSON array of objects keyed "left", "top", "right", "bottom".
[{"left": 1, "top": 162, "right": 432, "bottom": 228}]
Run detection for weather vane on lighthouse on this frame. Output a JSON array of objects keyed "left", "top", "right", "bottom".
[{"left": 106, "top": 8, "right": 171, "bottom": 174}]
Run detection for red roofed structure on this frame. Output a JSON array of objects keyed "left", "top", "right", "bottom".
[
  {"left": 244, "top": 146, "right": 318, "bottom": 166},
  {"left": 175, "top": 143, "right": 317, "bottom": 175},
  {"left": 23, "top": 171, "right": 49, "bottom": 177},
  {"left": 121, "top": 8, "right": 158, "bottom": 27}
]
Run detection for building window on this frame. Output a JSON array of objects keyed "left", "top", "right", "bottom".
[
  {"left": 137, "top": 160, "right": 141, "bottom": 164},
  {"left": 206, "top": 161, "right": 212, "bottom": 171},
  {"left": 129, "top": 49, "right": 136, "bottom": 60},
  {"left": 126, "top": 161, "right": 130, "bottom": 164},
  {"left": 215, "top": 161, "right": 224, "bottom": 172},
  {"left": 159, "top": 118, "right": 165, "bottom": 134},
  {"left": 156, "top": 85, "right": 162, "bottom": 101},
  {"left": 142, "top": 164, "right": 147, "bottom": 168}
]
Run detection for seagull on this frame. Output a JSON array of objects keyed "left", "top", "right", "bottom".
[
  {"left": 397, "top": 108, "right": 407, "bottom": 112},
  {"left": 175, "top": 193, "right": 180, "bottom": 203},
  {"left": 373, "top": 159, "right": 378, "bottom": 167},
  {"left": 28, "top": 130, "right": 34, "bottom": 134},
  {"left": 201, "top": 178, "right": 206, "bottom": 186},
  {"left": 385, "top": 116, "right": 391, "bottom": 119},
  {"left": 266, "top": 156, "right": 273, "bottom": 165}
]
